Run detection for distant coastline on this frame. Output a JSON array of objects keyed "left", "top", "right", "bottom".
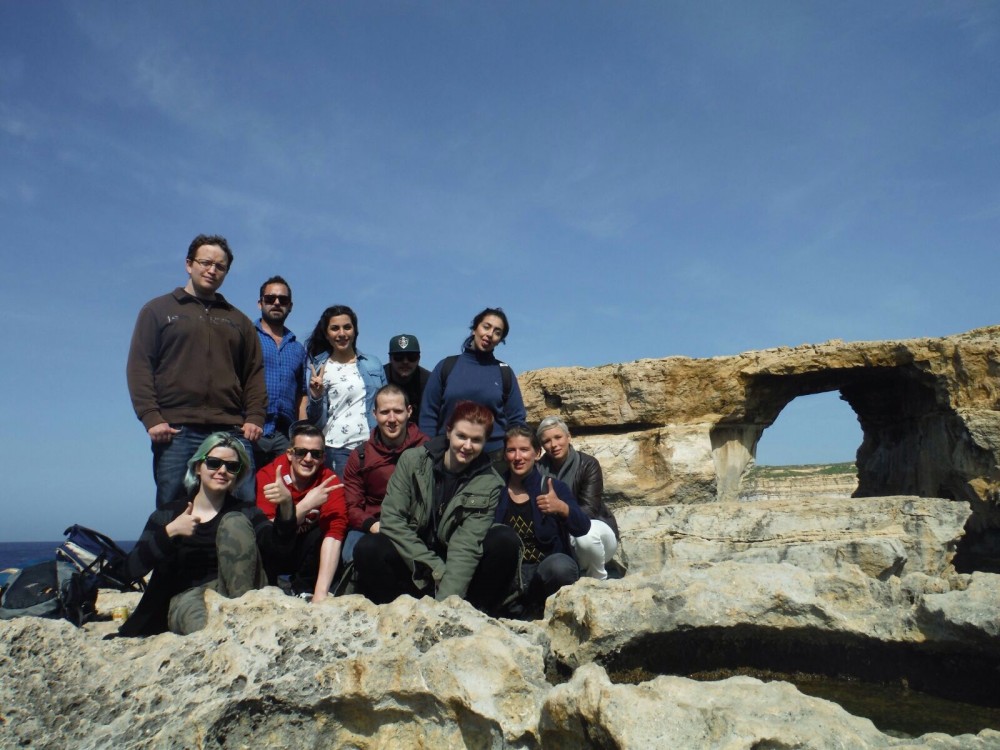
[{"left": 0, "top": 541, "right": 136, "bottom": 572}]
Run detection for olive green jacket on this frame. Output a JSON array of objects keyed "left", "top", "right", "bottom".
[{"left": 380, "top": 437, "right": 503, "bottom": 601}]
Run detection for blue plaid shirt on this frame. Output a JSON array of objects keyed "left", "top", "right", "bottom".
[{"left": 255, "top": 320, "right": 308, "bottom": 437}]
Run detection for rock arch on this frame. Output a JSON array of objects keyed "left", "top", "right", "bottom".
[{"left": 520, "top": 326, "right": 1000, "bottom": 525}]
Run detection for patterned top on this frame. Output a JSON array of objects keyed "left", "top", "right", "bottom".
[
  {"left": 504, "top": 499, "right": 543, "bottom": 563},
  {"left": 322, "top": 360, "right": 369, "bottom": 449}
]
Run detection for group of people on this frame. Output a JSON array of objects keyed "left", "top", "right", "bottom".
[{"left": 121, "top": 234, "right": 621, "bottom": 636}]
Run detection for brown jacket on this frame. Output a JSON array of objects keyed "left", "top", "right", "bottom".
[{"left": 126, "top": 288, "right": 266, "bottom": 430}]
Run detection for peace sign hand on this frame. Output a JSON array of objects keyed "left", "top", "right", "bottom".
[
  {"left": 308, "top": 361, "right": 326, "bottom": 399},
  {"left": 302, "top": 474, "right": 339, "bottom": 513}
]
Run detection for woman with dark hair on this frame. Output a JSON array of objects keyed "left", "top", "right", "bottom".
[
  {"left": 353, "top": 400, "right": 505, "bottom": 606},
  {"left": 476, "top": 425, "right": 591, "bottom": 617},
  {"left": 118, "top": 432, "right": 296, "bottom": 636},
  {"left": 418, "top": 307, "right": 526, "bottom": 456},
  {"left": 536, "top": 415, "right": 620, "bottom": 580},
  {"left": 305, "top": 305, "right": 386, "bottom": 477}
]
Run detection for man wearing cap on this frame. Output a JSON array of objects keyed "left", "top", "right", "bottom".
[
  {"left": 383, "top": 333, "right": 431, "bottom": 421},
  {"left": 254, "top": 275, "right": 307, "bottom": 470}
]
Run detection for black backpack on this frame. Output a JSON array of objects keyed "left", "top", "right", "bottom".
[
  {"left": 0, "top": 559, "right": 98, "bottom": 627},
  {"left": 56, "top": 525, "right": 145, "bottom": 592}
]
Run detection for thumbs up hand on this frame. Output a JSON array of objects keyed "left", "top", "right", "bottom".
[{"left": 536, "top": 477, "right": 569, "bottom": 518}]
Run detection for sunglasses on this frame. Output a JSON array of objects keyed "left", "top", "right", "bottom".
[
  {"left": 290, "top": 447, "right": 324, "bottom": 460},
  {"left": 203, "top": 456, "right": 242, "bottom": 473},
  {"left": 261, "top": 294, "right": 291, "bottom": 305},
  {"left": 392, "top": 353, "right": 419, "bottom": 363}
]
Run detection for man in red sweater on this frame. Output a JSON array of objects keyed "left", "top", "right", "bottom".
[
  {"left": 341, "top": 384, "right": 428, "bottom": 564},
  {"left": 257, "top": 423, "right": 346, "bottom": 601}
]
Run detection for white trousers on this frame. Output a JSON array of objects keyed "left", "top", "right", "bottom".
[{"left": 570, "top": 519, "right": 618, "bottom": 580}]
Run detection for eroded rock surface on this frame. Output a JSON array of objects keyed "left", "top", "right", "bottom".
[
  {"left": 1, "top": 590, "right": 550, "bottom": 749},
  {"left": 520, "top": 326, "right": 1000, "bottom": 522},
  {"left": 540, "top": 664, "right": 1000, "bottom": 749},
  {"left": 4, "top": 576, "right": 1000, "bottom": 748},
  {"left": 618, "top": 495, "right": 970, "bottom": 579}
]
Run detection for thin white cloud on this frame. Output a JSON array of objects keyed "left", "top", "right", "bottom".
[{"left": 0, "top": 103, "right": 36, "bottom": 140}]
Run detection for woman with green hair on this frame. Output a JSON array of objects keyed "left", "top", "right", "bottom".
[{"left": 119, "top": 432, "right": 297, "bottom": 636}]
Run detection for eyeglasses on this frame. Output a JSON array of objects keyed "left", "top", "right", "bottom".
[
  {"left": 191, "top": 258, "right": 229, "bottom": 273},
  {"left": 261, "top": 294, "right": 291, "bottom": 305},
  {"left": 290, "top": 447, "right": 324, "bottom": 460},
  {"left": 392, "top": 353, "right": 419, "bottom": 363},
  {"left": 203, "top": 456, "right": 242, "bottom": 473}
]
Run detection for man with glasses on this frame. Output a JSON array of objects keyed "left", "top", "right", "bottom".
[
  {"left": 256, "top": 422, "right": 346, "bottom": 601},
  {"left": 127, "top": 234, "right": 267, "bottom": 508},
  {"left": 383, "top": 334, "right": 430, "bottom": 421},
  {"left": 254, "top": 275, "right": 307, "bottom": 470}
]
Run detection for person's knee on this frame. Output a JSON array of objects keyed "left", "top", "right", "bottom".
[
  {"left": 482, "top": 524, "right": 521, "bottom": 559},
  {"left": 167, "top": 586, "right": 209, "bottom": 635},
  {"left": 354, "top": 533, "right": 400, "bottom": 576},
  {"left": 572, "top": 531, "right": 603, "bottom": 564},
  {"left": 218, "top": 512, "right": 255, "bottom": 547},
  {"left": 542, "top": 553, "right": 579, "bottom": 588},
  {"left": 216, "top": 512, "right": 263, "bottom": 586}
]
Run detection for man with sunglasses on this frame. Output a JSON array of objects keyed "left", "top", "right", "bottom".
[
  {"left": 256, "top": 422, "right": 347, "bottom": 601},
  {"left": 127, "top": 234, "right": 267, "bottom": 508},
  {"left": 383, "top": 334, "right": 431, "bottom": 421},
  {"left": 254, "top": 276, "right": 307, "bottom": 470}
]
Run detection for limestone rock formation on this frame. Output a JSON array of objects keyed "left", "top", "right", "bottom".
[
  {"left": 738, "top": 463, "right": 858, "bottom": 502},
  {"left": 540, "top": 664, "right": 1000, "bottom": 749},
  {"left": 618, "top": 495, "right": 969, "bottom": 580},
  {"left": 0, "top": 589, "right": 551, "bottom": 749},
  {"left": 3, "top": 568, "right": 1000, "bottom": 748},
  {"left": 519, "top": 326, "right": 1000, "bottom": 522},
  {"left": 0, "top": 494, "right": 993, "bottom": 747},
  {"left": 543, "top": 561, "right": 1000, "bottom": 671}
]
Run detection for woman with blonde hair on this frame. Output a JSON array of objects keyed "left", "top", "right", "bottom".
[{"left": 536, "top": 415, "right": 620, "bottom": 580}]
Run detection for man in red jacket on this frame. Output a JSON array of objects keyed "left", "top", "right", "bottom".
[
  {"left": 257, "top": 423, "right": 346, "bottom": 601},
  {"left": 341, "top": 384, "right": 428, "bottom": 564}
]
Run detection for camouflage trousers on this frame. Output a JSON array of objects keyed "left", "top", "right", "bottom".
[{"left": 167, "top": 512, "right": 267, "bottom": 635}]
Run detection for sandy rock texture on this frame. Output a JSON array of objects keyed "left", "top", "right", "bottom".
[
  {"left": 3, "top": 572, "right": 999, "bottom": 749},
  {"left": 540, "top": 664, "right": 1000, "bottom": 749},
  {"left": 3, "top": 497, "right": 993, "bottom": 748},
  {"left": 520, "top": 325, "right": 1000, "bottom": 523},
  {"left": 618, "top": 495, "right": 969, "bottom": 579}
]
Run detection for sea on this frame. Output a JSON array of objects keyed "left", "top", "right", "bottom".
[{"left": 0, "top": 541, "right": 136, "bottom": 574}]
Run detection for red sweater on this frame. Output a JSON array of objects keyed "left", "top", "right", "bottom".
[
  {"left": 342, "top": 423, "right": 428, "bottom": 531},
  {"left": 255, "top": 455, "right": 347, "bottom": 542}
]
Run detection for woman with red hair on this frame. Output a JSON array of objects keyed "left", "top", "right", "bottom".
[{"left": 352, "top": 400, "right": 505, "bottom": 606}]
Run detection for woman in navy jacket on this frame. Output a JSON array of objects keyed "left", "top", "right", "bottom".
[
  {"left": 473, "top": 425, "right": 590, "bottom": 617},
  {"left": 418, "top": 307, "right": 526, "bottom": 455}
]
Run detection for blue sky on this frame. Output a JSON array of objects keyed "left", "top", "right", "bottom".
[{"left": 2, "top": 2, "right": 998, "bottom": 541}]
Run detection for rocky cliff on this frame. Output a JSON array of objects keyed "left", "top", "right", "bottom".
[
  {"left": 3, "top": 495, "right": 1000, "bottom": 747},
  {"left": 738, "top": 463, "right": 858, "bottom": 502},
  {"left": 519, "top": 326, "right": 1000, "bottom": 526}
]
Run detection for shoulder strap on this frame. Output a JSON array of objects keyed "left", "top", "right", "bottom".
[
  {"left": 498, "top": 362, "right": 512, "bottom": 405},
  {"left": 439, "top": 355, "right": 460, "bottom": 392}
]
